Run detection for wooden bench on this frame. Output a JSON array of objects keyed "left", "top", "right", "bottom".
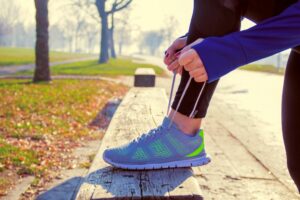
[
  {"left": 75, "top": 88, "right": 203, "bottom": 200},
  {"left": 134, "top": 68, "right": 156, "bottom": 87}
]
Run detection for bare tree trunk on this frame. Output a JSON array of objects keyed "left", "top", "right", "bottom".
[
  {"left": 110, "top": 12, "right": 116, "bottom": 58},
  {"left": 69, "top": 37, "right": 73, "bottom": 52},
  {"left": 96, "top": 0, "right": 109, "bottom": 63},
  {"left": 93, "top": 0, "right": 132, "bottom": 63},
  {"left": 88, "top": 37, "right": 93, "bottom": 54},
  {"left": 109, "top": 28, "right": 117, "bottom": 58},
  {"left": 33, "top": 0, "right": 50, "bottom": 82},
  {"left": 100, "top": 15, "right": 109, "bottom": 63},
  {"left": 118, "top": 41, "right": 123, "bottom": 55}
]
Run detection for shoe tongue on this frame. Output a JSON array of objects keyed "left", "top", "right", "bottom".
[{"left": 161, "top": 117, "right": 201, "bottom": 138}]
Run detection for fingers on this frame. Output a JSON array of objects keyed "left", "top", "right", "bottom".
[
  {"left": 166, "top": 51, "right": 182, "bottom": 72},
  {"left": 178, "top": 49, "right": 195, "bottom": 67},
  {"left": 165, "top": 38, "right": 208, "bottom": 82},
  {"left": 180, "top": 45, "right": 191, "bottom": 55},
  {"left": 189, "top": 68, "right": 205, "bottom": 77},
  {"left": 164, "top": 37, "right": 188, "bottom": 65},
  {"left": 194, "top": 73, "right": 208, "bottom": 83},
  {"left": 189, "top": 68, "right": 208, "bottom": 82},
  {"left": 167, "top": 59, "right": 180, "bottom": 71},
  {"left": 178, "top": 49, "right": 208, "bottom": 82},
  {"left": 167, "top": 60, "right": 184, "bottom": 76},
  {"left": 164, "top": 49, "right": 176, "bottom": 65}
]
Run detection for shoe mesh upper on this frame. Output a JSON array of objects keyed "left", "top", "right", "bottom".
[
  {"left": 103, "top": 117, "right": 206, "bottom": 164},
  {"left": 132, "top": 147, "right": 148, "bottom": 161},
  {"left": 148, "top": 139, "right": 172, "bottom": 158}
]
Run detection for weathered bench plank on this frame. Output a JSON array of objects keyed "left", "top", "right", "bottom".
[{"left": 75, "top": 88, "right": 203, "bottom": 200}]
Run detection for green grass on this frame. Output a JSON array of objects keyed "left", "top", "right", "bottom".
[
  {"left": 17, "top": 58, "right": 166, "bottom": 76},
  {"left": 0, "top": 79, "right": 127, "bottom": 139},
  {"left": 241, "top": 64, "right": 285, "bottom": 75},
  {"left": 0, "top": 79, "right": 128, "bottom": 182},
  {"left": 0, "top": 79, "right": 128, "bottom": 195},
  {"left": 0, "top": 47, "right": 92, "bottom": 67},
  {"left": 0, "top": 139, "right": 38, "bottom": 175}
]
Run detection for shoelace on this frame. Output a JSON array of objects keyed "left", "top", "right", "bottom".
[
  {"left": 133, "top": 125, "right": 164, "bottom": 143},
  {"left": 167, "top": 72, "right": 207, "bottom": 128}
]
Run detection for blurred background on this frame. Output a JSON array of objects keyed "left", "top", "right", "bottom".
[
  {"left": 0, "top": 0, "right": 299, "bottom": 200},
  {"left": 1, "top": 0, "right": 193, "bottom": 56},
  {"left": 0, "top": 0, "right": 289, "bottom": 66}
]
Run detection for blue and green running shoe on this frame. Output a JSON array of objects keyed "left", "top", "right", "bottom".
[{"left": 103, "top": 116, "right": 211, "bottom": 170}]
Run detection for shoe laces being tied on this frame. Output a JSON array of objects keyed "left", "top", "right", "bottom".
[{"left": 133, "top": 125, "right": 165, "bottom": 143}]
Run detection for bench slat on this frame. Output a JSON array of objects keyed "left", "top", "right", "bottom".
[{"left": 75, "top": 88, "right": 203, "bottom": 200}]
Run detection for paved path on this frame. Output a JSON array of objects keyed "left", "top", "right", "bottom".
[
  {"left": 0, "top": 57, "right": 97, "bottom": 75},
  {"left": 197, "top": 70, "right": 300, "bottom": 199}
]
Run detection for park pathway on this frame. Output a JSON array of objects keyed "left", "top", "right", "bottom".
[
  {"left": 0, "top": 56, "right": 97, "bottom": 75},
  {"left": 196, "top": 70, "right": 299, "bottom": 199}
]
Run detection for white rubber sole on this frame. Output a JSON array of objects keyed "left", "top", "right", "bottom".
[{"left": 103, "top": 155, "right": 211, "bottom": 170}]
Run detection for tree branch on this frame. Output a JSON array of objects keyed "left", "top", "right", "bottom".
[
  {"left": 69, "top": 0, "right": 101, "bottom": 23},
  {"left": 107, "top": 0, "right": 132, "bottom": 15}
]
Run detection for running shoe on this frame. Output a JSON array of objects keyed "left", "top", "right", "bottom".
[{"left": 103, "top": 116, "right": 210, "bottom": 170}]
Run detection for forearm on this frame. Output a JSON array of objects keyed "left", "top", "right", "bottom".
[{"left": 192, "top": 1, "right": 300, "bottom": 82}]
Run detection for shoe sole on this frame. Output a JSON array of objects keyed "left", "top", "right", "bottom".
[{"left": 103, "top": 155, "right": 211, "bottom": 170}]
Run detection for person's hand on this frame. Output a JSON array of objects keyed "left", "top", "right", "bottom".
[
  {"left": 164, "top": 36, "right": 187, "bottom": 75},
  {"left": 178, "top": 38, "right": 208, "bottom": 82}
]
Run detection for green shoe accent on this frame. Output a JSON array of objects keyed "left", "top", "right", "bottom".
[
  {"left": 149, "top": 139, "right": 172, "bottom": 158},
  {"left": 132, "top": 147, "right": 148, "bottom": 161},
  {"left": 186, "top": 130, "right": 205, "bottom": 158}
]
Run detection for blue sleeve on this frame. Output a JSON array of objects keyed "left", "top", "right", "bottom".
[{"left": 192, "top": 1, "right": 300, "bottom": 82}]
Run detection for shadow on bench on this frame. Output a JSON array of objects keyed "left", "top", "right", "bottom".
[
  {"left": 38, "top": 87, "right": 204, "bottom": 200},
  {"left": 37, "top": 167, "right": 201, "bottom": 200}
]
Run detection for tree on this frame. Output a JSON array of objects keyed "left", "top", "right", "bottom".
[
  {"left": 141, "top": 31, "right": 164, "bottom": 56},
  {"left": 73, "top": 12, "right": 87, "bottom": 52},
  {"left": 114, "top": 9, "right": 132, "bottom": 55},
  {"left": 60, "top": 19, "right": 77, "bottom": 52},
  {"left": 108, "top": 10, "right": 116, "bottom": 58},
  {"left": 33, "top": 0, "right": 51, "bottom": 82},
  {"left": 52, "top": 3, "right": 99, "bottom": 53},
  {"left": 49, "top": 24, "right": 67, "bottom": 51},
  {"left": 75, "top": 19, "right": 99, "bottom": 53},
  {"left": 162, "top": 16, "right": 179, "bottom": 45},
  {"left": 0, "top": 1, "right": 20, "bottom": 46},
  {"left": 72, "top": 0, "right": 133, "bottom": 63},
  {"left": 95, "top": 0, "right": 132, "bottom": 63}
]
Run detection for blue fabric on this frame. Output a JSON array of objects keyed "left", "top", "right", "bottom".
[{"left": 192, "top": 1, "right": 300, "bottom": 82}]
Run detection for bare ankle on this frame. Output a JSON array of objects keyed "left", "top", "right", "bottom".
[{"left": 168, "top": 109, "right": 202, "bottom": 135}]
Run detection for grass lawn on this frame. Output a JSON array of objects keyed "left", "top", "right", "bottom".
[
  {"left": 241, "top": 64, "right": 285, "bottom": 75},
  {"left": 17, "top": 58, "right": 166, "bottom": 77},
  {"left": 0, "top": 79, "right": 128, "bottom": 196},
  {"left": 0, "top": 47, "right": 92, "bottom": 67}
]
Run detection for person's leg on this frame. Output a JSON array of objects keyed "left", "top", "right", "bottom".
[
  {"left": 170, "top": 0, "right": 242, "bottom": 135},
  {"left": 102, "top": 0, "right": 244, "bottom": 170},
  {"left": 282, "top": 49, "right": 300, "bottom": 192}
]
